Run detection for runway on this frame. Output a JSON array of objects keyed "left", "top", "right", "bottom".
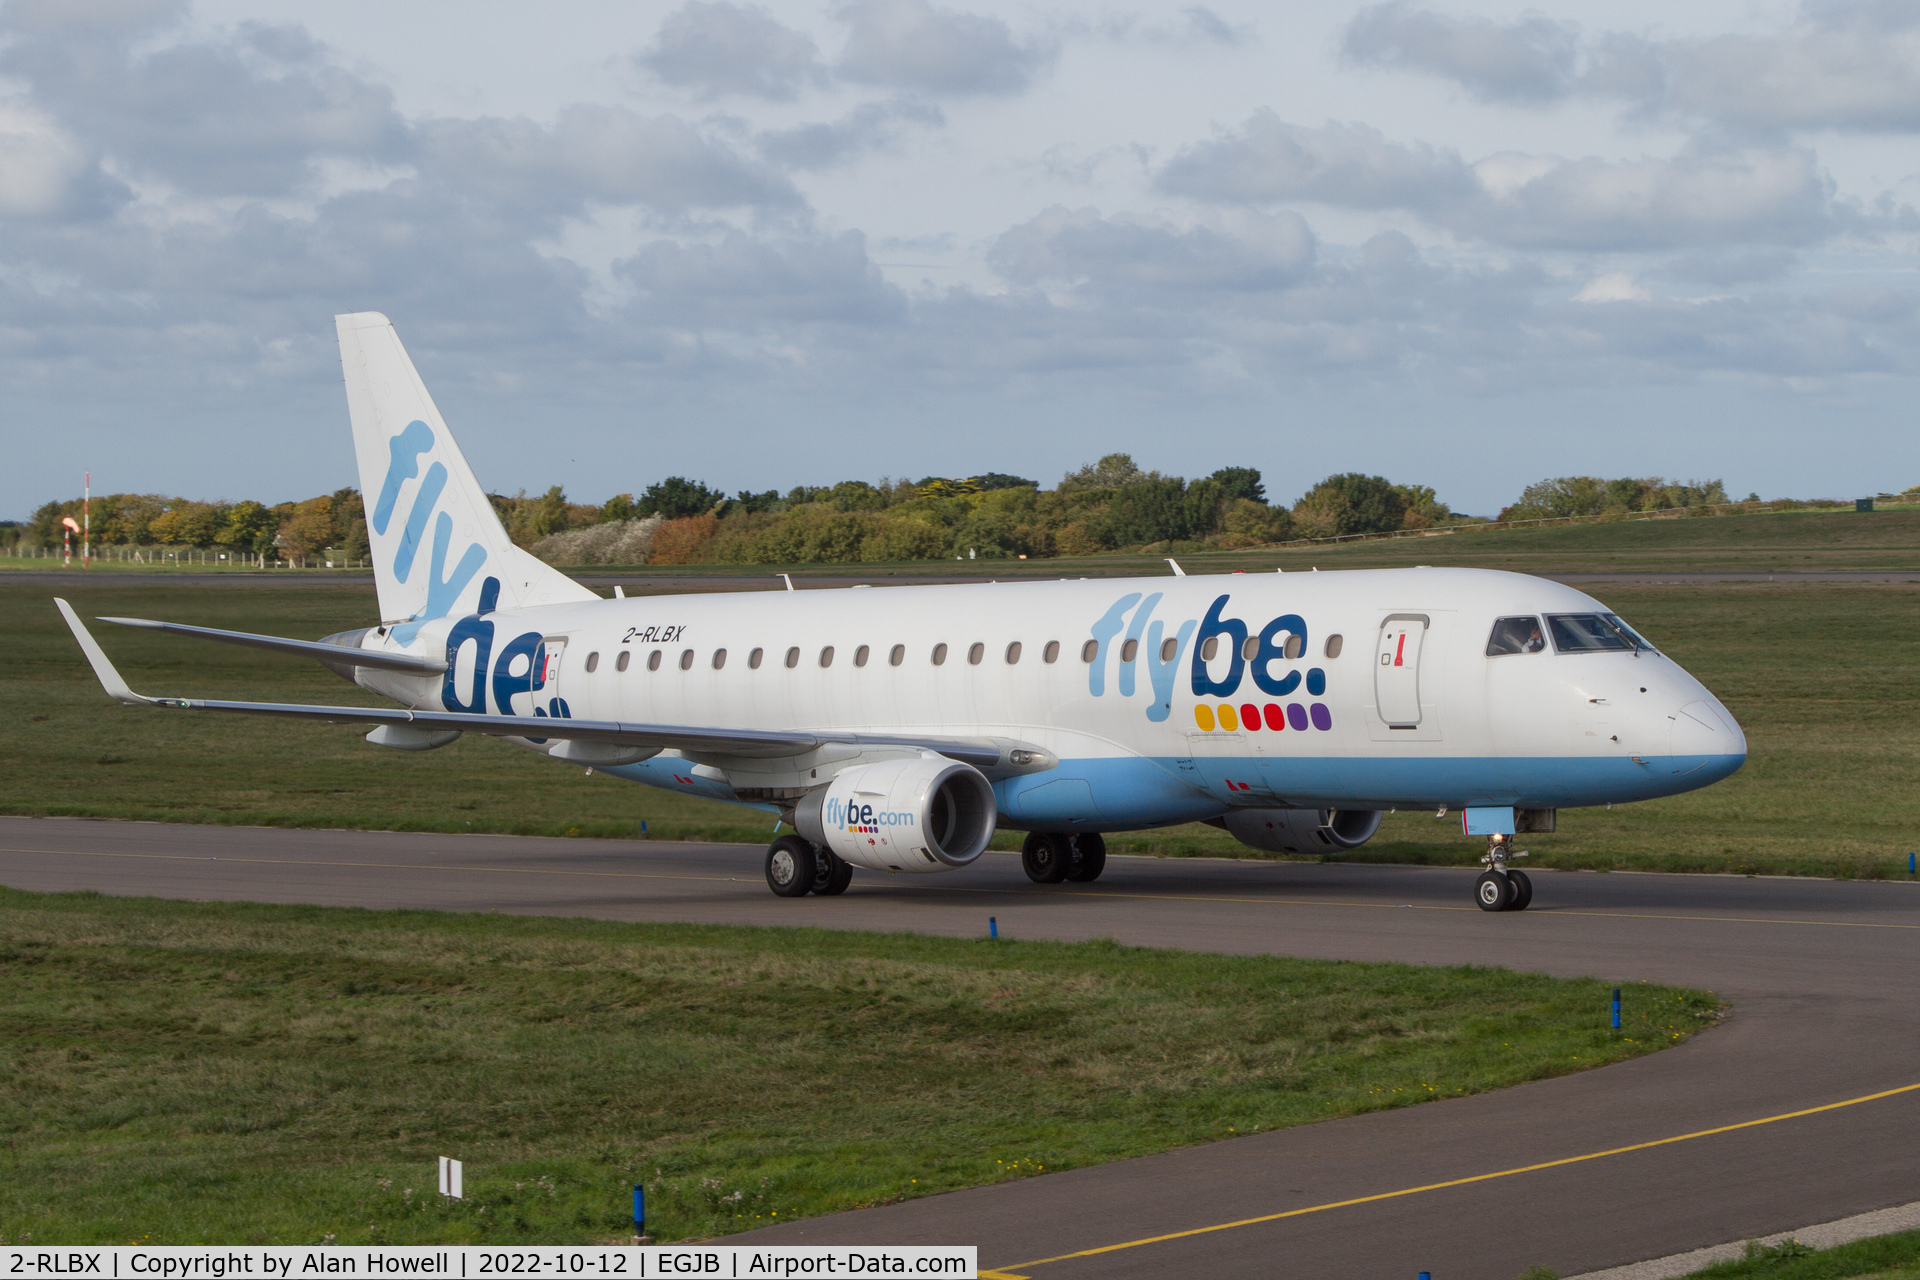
[{"left": 4, "top": 816, "right": 1920, "bottom": 1279}]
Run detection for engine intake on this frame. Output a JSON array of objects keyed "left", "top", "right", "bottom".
[
  {"left": 1221, "top": 807, "right": 1382, "bottom": 854},
  {"left": 794, "top": 756, "right": 997, "bottom": 873}
]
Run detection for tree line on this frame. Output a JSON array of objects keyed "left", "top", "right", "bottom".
[
  {"left": 9, "top": 490, "right": 366, "bottom": 564},
  {"left": 508, "top": 458, "right": 1465, "bottom": 565},
  {"left": 4, "top": 465, "right": 1748, "bottom": 566}
]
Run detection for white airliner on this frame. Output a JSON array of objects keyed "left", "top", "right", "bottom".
[{"left": 57, "top": 313, "right": 1747, "bottom": 911}]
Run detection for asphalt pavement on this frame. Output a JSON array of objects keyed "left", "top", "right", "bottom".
[{"left": 3, "top": 816, "right": 1918, "bottom": 1279}]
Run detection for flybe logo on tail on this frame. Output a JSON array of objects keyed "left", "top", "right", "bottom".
[{"left": 376, "top": 420, "right": 490, "bottom": 642}]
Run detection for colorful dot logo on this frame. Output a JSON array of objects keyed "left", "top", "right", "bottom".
[{"left": 1193, "top": 668, "right": 1332, "bottom": 731}]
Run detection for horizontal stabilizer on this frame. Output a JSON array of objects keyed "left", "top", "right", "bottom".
[{"left": 99, "top": 616, "right": 447, "bottom": 674}]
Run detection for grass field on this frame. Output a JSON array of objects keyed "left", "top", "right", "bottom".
[
  {"left": 5, "top": 505, "right": 1919, "bottom": 580},
  {"left": 1665, "top": 1229, "right": 1920, "bottom": 1279},
  {"left": 2, "top": 572, "right": 1913, "bottom": 878},
  {"left": 0, "top": 886, "right": 1712, "bottom": 1245}
]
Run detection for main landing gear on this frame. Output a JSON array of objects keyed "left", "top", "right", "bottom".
[
  {"left": 765, "top": 835, "right": 852, "bottom": 898},
  {"left": 1475, "top": 834, "right": 1532, "bottom": 912},
  {"left": 1020, "top": 832, "right": 1107, "bottom": 884}
]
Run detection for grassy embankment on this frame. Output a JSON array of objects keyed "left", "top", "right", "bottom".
[
  {"left": 0, "top": 887, "right": 1712, "bottom": 1244},
  {"left": 1662, "top": 1230, "right": 1920, "bottom": 1279}
]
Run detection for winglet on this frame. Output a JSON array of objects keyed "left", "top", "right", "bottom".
[
  {"left": 1166, "top": 558, "right": 1186, "bottom": 577},
  {"left": 55, "top": 598, "right": 152, "bottom": 705}
]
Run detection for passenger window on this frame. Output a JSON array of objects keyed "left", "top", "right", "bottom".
[
  {"left": 968, "top": 642, "right": 985, "bottom": 665},
  {"left": 1202, "top": 636, "right": 1218, "bottom": 661},
  {"left": 679, "top": 649, "right": 694, "bottom": 670},
  {"left": 712, "top": 648, "right": 727, "bottom": 670},
  {"left": 1241, "top": 636, "right": 1258, "bottom": 661},
  {"left": 1006, "top": 641, "right": 1022, "bottom": 664},
  {"left": 1487, "top": 616, "right": 1547, "bottom": 656},
  {"left": 584, "top": 651, "right": 599, "bottom": 673},
  {"left": 616, "top": 650, "right": 631, "bottom": 672},
  {"left": 819, "top": 646, "right": 835, "bottom": 668},
  {"left": 1043, "top": 641, "right": 1060, "bottom": 663},
  {"left": 648, "top": 650, "right": 662, "bottom": 671},
  {"left": 749, "top": 648, "right": 764, "bottom": 669},
  {"left": 1283, "top": 635, "right": 1303, "bottom": 660},
  {"left": 785, "top": 647, "right": 800, "bottom": 669},
  {"left": 1160, "top": 638, "right": 1176, "bottom": 661},
  {"left": 1324, "top": 634, "right": 1343, "bottom": 659},
  {"left": 1547, "top": 614, "right": 1648, "bottom": 654},
  {"left": 1081, "top": 639, "right": 1098, "bottom": 663},
  {"left": 854, "top": 645, "right": 870, "bottom": 667},
  {"left": 932, "top": 643, "right": 948, "bottom": 665},
  {"left": 1121, "top": 638, "right": 1138, "bottom": 663},
  {"left": 889, "top": 644, "right": 905, "bottom": 666}
]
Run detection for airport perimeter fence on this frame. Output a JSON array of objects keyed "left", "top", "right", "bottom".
[{"left": 0, "top": 546, "right": 369, "bottom": 569}]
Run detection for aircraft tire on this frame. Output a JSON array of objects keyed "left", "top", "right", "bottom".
[
  {"left": 1066, "top": 833, "right": 1107, "bottom": 882},
  {"left": 1506, "top": 869, "right": 1532, "bottom": 911},
  {"left": 814, "top": 850, "right": 854, "bottom": 896},
  {"left": 1021, "top": 832, "right": 1070, "bottom": 884},
  {"left": 767, "top": 836, "right": 817, "bottom": 897},
  {"left": 1474, "top": 871, "right": 1513, "bottom": 912}
]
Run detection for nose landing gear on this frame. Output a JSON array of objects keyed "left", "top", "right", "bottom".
[{"left": 1475, "top": 835, "right": 1532, "bottom": 912}]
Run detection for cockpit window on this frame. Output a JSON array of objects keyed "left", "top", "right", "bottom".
[
  {"left": 1486, "top": 616, "right": 1546, "bottom": 656},
  {"left": 1547, "top": 613, "right": 1656, "bottom": 654}
]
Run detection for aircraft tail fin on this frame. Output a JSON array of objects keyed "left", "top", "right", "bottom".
[{"left": 335, "top": 312, "right": 596, "bottom": 635}]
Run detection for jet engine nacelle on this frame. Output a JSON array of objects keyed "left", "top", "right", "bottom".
[
  {"left": 794, "top": 756, "right": 997, "bottom": 873},
  {"left": 1221, "top": 807, "right": 1383, "bottom": 854}
]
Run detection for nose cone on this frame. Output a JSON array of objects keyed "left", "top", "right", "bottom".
[{"left": 1671, "top": 699, "right": 1747, "bottom": 783}]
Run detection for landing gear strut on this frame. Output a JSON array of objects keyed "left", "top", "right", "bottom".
[
  {"left": 766, "top": 835, "right": 817, "bottom": 897},
  {"left": 1475, "top": 835, "right": 1532, "bottom": 912},
  {"left": 767, "top": 836, "right": 855, "bottom": 897},
  {"left": 1022, "top": 832, "right": 1107, "bottom": 884},
  {"left": 812, "top": 847, "right": 853, "bottom": 896}
]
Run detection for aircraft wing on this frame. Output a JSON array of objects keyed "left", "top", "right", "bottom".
[{"left": 56, "top": 600, "right": 1008, "bottom": 769}]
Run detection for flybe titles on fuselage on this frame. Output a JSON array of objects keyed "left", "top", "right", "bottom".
[
  {"left": 439, "top": 617, "right": 568, "bottom": 721},
  {"left": 1088, "top": 592, "right": 1334, "bottom": 731}
]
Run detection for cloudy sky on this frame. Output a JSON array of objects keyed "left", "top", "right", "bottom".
[{"left": 5, "top": 0, "right": 1920, "bottom": 518}]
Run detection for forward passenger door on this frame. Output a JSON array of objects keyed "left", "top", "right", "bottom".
[{"left": 1374, "top": 615, "right": 1428, "bottom": 728}]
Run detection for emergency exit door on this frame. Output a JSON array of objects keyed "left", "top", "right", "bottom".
[
  {"left": 1375, "top": 615, "right": 1429, "bottom": 728},
  {"left": 538, "top": 638, "right": 567, "bottom": 718}
]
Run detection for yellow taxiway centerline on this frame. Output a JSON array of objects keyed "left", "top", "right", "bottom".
[{"left": 979, "top": 1081, "right": 1920, "bottom": 1278}]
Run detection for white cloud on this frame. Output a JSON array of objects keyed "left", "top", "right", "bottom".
[
  {"left": 417, "top": 106, "right": 801, "bottom": 215},
  {"left": 1460, "top": 145, "right": 1843, "bottom": 251},
  {"left": 1160, "top": 112, "right": 1857, "bottom": 251},
  {"left": 834, "top": 0, "right": 1058, "bottom": 97},
  {"left": 1158, "top": 112, "right": 1475, "bottom": 208},
  {"left": 988, "top": 206, "right": 1316, "bottom": 296},
  {"left": 1342, "top": 1, "right": 1579, "bottom": 104},
  {"left": 638, "top": 1, "right": 828, "bottom": 102},
  {"left": 0, "top": 101, "right": 98, "bottom": 217},
  {"left": 756, "top": 98, "right": 944, "bottom": 170},
  {"left": 1574, "top": 272, "right": 1651, "bottom": 303},
  {"left": 1340, "top": 0, "right": 1920, "bottom": 135}
]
